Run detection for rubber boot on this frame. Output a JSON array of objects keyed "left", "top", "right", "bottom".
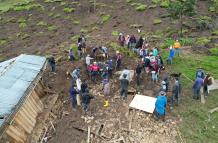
[{"left": 103, "top": 100, "right": 109, "bottom": 107}]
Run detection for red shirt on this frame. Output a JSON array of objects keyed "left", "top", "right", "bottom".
[{"left": 91, "top": 65, "right": 100, "bottom": 71}]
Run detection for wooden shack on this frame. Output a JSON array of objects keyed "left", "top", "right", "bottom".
[{"left": 0, "top": 54, "right": 47, "bottom": 143}]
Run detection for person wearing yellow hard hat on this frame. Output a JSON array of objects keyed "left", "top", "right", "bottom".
[
  {"left": 102, "top": 78, "right": 110, "bottom": 107},
  {"left": 173, "top": 40, "right": 181, "bottom": 56}
]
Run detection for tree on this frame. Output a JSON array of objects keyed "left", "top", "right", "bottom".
[{"left": 168, "top": 0, "right": 197, "bottom": 37}]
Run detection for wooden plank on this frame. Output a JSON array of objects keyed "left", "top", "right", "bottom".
[
  {"left": 29, "top": 95, "right": 42, "bottom": 113},
  {"left": 22, "top": 105, "right": 36, "bottom": 125},
  {"left": 20, "top": 107, "right": 35, "bottom": 128},
  {"left": 16, "top": 112, "right": 33, "bottom": 132},
  {"left": 25, "top": 98, "right": 38, "bottom": 116},
  {"left": 14, "top": 116, "right": 31, "bottom": 134},
  {"left": 6, "top": 126, "right": 24, "bottom": 143},
  {"left": 6, "top": 125, "right": 26, "bottom": 143},
  {"left": 87, "top": 126, "right": 91, "bottom": 143},
  {"left": 209, "top": 107, "right": 218, "bottom": 114},
  {"left": 32, "top": 90, "right": 44, "bottom": 111}
]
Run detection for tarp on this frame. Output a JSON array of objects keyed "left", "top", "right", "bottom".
[
  {"left": 0, "top": 54, "right": 46, "bottom": 127},
  {"left": 129, "top": 94, "right": 157, "bottom": 113},
  {"left": 208, "top": 80, "right": 218, "bottom": 91}
]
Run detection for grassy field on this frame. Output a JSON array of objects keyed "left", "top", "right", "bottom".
[{"left": 162, "top": 51, "right": 218, "bottom": 143}]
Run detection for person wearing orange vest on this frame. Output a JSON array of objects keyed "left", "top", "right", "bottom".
[{"left": 173, "top": 40, "right": 181, "bottom": 56}]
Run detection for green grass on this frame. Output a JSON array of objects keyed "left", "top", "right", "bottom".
[
  {"left": 0, "top": 39, "right": 7, "bottom": 46},
  {"left": 72, "top": 19, "right": 80, "bottom": 25},
  {"left": 71, "top": 35, "right": 80, "bottom": 42},
  {"left": 135, "top": 4, "right": 147, "bottom": 11},
  {"left": 36, "top": 21, "right": 47, "bottom": 26},
  {"left": 19, "top": 22, "right": 27, "bottom": 28},
  {"left": 0, "top": 0, "right": 32, "bottom": 12},
  {"left": 107, "top": 42, "right": 137, "bottom": 58},
  {"left": 47, "top": 25, "right": 58, "bottom": 31},
  {"left": 196, "top": 37, "right": 211, "bottom": 46},
  {"left": 153, "top": 19, "right": 162, "bottom": 24},
  {"left": 100, "top": 14, "right": 111, "bottom": 24},
  {"left": 63, "top": 7, "right": 75, "bottom": 13},
  {"left": 112, "top": 31, "right": 119, "bottom": 36}
]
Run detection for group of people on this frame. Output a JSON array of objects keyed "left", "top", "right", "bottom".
[{"left": 47, "top": 32, "right": 214, "bottom": 120}]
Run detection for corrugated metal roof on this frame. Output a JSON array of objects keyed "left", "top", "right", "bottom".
[{"left": 0, "top": 54, "right": 46, "bottom": 127}]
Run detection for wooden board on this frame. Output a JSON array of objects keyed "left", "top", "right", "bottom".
[{"left": 129, "top": 94, "right": 157, "bottom": 113}]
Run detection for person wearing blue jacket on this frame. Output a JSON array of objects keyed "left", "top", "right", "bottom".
[
  {"left": 166, "top": 46, "right": 175, "bottom": 64},
  {"left": 193, "top": 76, "right": 203, "bottom": 100},
  {"left": 69, "top": 85, "right": 79, "bottom": 110},
  {"left": 154, "top": 91, "right": 167, "bottom": 121}
]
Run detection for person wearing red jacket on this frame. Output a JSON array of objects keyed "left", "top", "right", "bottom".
[{"left": 90, "top": 62, "right": 100, "bottom": 83}]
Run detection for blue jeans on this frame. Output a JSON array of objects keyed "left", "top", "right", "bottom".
[
  {"left": 193, "top": 87, "right": 201, "bottom": 99},
  {"left": 71, "top": 95, "right": 77, "bottom": 108},
  {"left": 50, "top": 63, "right": 56, "bottom": 72}
]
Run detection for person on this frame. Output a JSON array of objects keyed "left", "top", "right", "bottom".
[
  {"left": 69, "top": 84, "right": 79, "bottom": 110},
  {"left": 162, "top": 75, "right": 169, "bottom": 92},
  {"left": 135, "top": 63, "right": 142, "bottom": 85},
  {"left": 153, "top": 91, "right": 167, "bottom": 121},
  {"left": 121, "top": 67, "right": 131, "bottom": 81},
  {"left": 71, "top": 67, "right": 80, "bottom": 81},
  {"left": 85, "top": 54, "right": 93, "bottom": 66},
  {"left": 144, "top": 56, "right": 150, "bottom": 73},
  {"left": 116, "top": 51, "right": 122, "bottom": 70},
  {"left": 90, "top": 62, "right": 100, "bottom": 82},
  {"left": 166, "top": 46, "right": 175, "bottom": 64},
  {"left": 118, "top": 33, "right": 125, "bottom": 46},
  {"left": 78, "top": 34, "right": 86, "bottom": 55},
  {"left": 77, "top": 42, "right": 82, "bottom": 59},
  {"left": 102, "top": 78, "right": 110, "bottom": 107},
  {"left": 135, "top": 36, "right": 144, "bottom": 49},
  {"left": 48, "top": 56, "right": 56, "bottom": 73},
  {"left": 152, "top": 47, "right": 158, "bottom": 57},
  {"left": 99, "top": 46, "right": 108, "bottom": 58},
  {"left": 81, "top": 89, "right": 93, "bottom": 113},
  {"left": 128, "top": 35, "right": 137, "bottom": 49},
  {"left": 173, "top": 40, "right": 181, "bottom": 56},
  {"left": 108, "top": 59, "right": 113, "bottom": 77},
  {"left": 76, "top": 76, "right": 82, "bottom": 105},
  {"left": 69, "top": 49, "right": 75, "bottom": 62},
  {"left": 81, "top": 81, "right": 88, "bottom": 94},
  {"left": 196, "top": 68, "right": 205, "bottom": 79},
  {"left": 160, "top": 81, "right": 167, "bottom": 92},
  {"left": 171, "top": 78, "right": 180, "bottom": 106},
  {"left": 91, "top": 47, "right": 98, "bottom": 57},
  {"left": 203, "top": 74, "right": 213, "bottom": 97},
  {"left": 193, "top": 76, "right": 204, "bottom": 100},
  {"left": 120, "top": 74, "right": 129, "bottom": 100}
]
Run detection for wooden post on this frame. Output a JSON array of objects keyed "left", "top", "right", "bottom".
[{"left": 87, "top": 126, "right": 91, "bottom": 143}]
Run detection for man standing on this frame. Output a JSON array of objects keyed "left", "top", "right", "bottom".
[
  {"left": 85, "top": 54, "right": 93, "bottom": 66},
  {"left": 171, "top": 78, "right": 180, "bottom": 106},
  {"left": 102, "top": 78, "right": 110, "bottom": 107},
  {"left": 193, "top": 76, "right": 204, "bottom": 100},
  {"left": 69, "top": 84, "right": 79, "bottom": 111},
  {"left": 116, "top": 51, "right": 122, "bottom": 70},
  {"left": 69, "top": 49, "right": 75, "bottom": 62},
  {"left": 166, "top": 46, "right": 175, "bottom": 64},
  {"left": 173, "top": 40, "right": 181, "bottom": 56},
  {"left": 81, "top": 89, "right": 93, "bottom": 114},
  {"left": 203, "top": 73, "right": 213, "bottom": 97},
  {"left": 135, "top": 63, "right": 142, "bottom": 85},
  {"left": 153, "top": 91, "right": 167, "bottom": 121},
  {"left": 120, "top": 74, "right": 129, "bottom": 100},
  {"left": 48, "top": 55, "right": 56, "bottom": 74},
  {"left": 71, "top": 67, "right": 80, "bottom": 81}
]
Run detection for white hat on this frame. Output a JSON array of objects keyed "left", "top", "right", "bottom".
[
  {"left": 94, "top": 61, "right": 97, "bottom": 64},
  {"left": 116, "top": 51, "right": 120, "bottom": 54}
]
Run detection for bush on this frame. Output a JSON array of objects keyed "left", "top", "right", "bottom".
[
  {"left": 196, "top": 37, "right": 210, "bottom": 46},
  {"left": 209, "top": 47, "right": 218, "bottom": 55},
  {"left": 19, "top": 22, "right": 27, "bottom": 28},
  {"left": 152, "top": 0, "right": 161, "bottom": 4},
  {"left": 153, "top": 19, "right": 162, "bottom": 25},
  {"left": 47, "top": 25, "right": 58, "bottom": 31},
  {"left": 212, "top": 30, "right": 218, "bottom": 36},
  {"left": 112, "top": 31, "right": 119, "bottom": 36},
  {"left": 160, "top": 38, "right": 175, "bottom": 49},
  {"left": 196, "top": 16, "right": 213, "bottom": 30},
  {"left": 101, "top": 14, "right": 111, "bottom": 23},
  {"left": 135, "top": 4, "right": 147, "bottom": 11},
  {"left": 63, "top": 7, "right": 75, "bottom": 13},
  {"left": 0, "top": 39, "right": 7, "bottom": 46},
  {"left": 180, "top": 38, "right": 194, "bottom": 46},
  {"left": 36, "top": 21, "right": 47, "bottom": 26},
  {"left": 160, "top": 0, "right": 169, "bottom": 8}
]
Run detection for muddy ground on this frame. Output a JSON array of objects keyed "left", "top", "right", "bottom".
[{"left": 0, "top": 0, "right": 215, "bottom": 143}]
